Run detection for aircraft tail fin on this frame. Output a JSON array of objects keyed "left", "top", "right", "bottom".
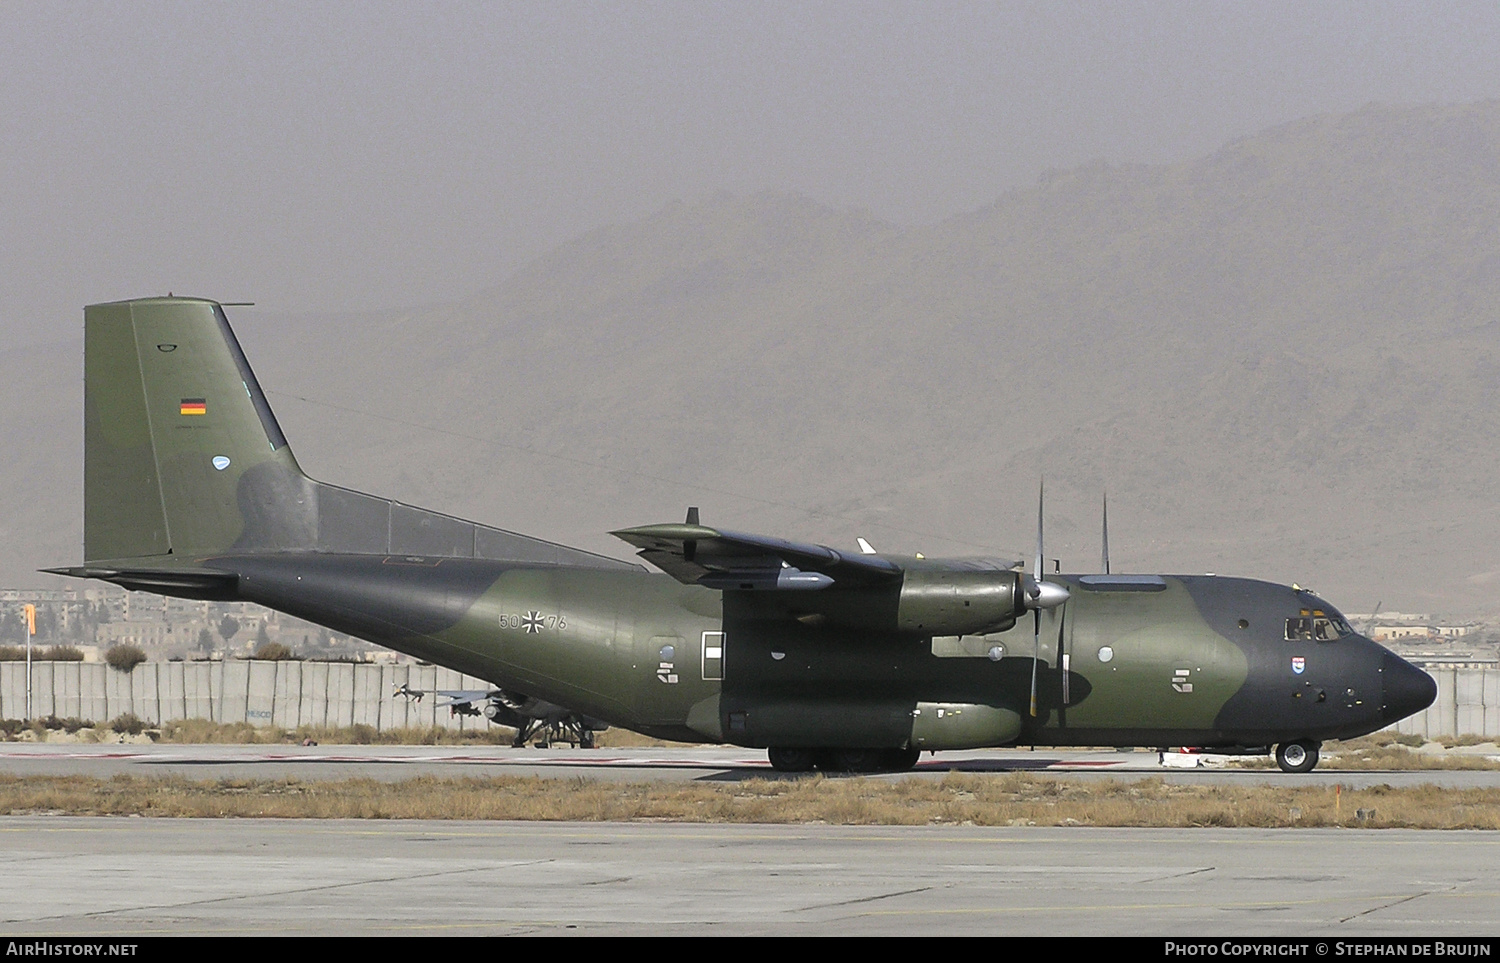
[
  {"left": 85, "top": 298, "right": 312, "bottom": 561},
  {"left": 82, "top": 297, "right": 634, "bottom": 570}
]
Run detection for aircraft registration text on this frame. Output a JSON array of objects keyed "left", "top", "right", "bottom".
[{"left": 500, "top": 612, "right": 567, "bottom": 632}]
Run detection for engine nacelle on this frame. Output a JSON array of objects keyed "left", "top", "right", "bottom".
[
  {"left": 895, "top": 567, "right": 1025, "bottom": 636},
  {"left": 910, "top": 701, "right": 1024, "bottom": 750}
]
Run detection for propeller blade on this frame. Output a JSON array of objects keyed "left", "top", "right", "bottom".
[
  {"left": 1058, "top": 605, "right": 1069, "bottom": 705},
  {"left": 1033, "top": 480, "right": 1044, "bottom": 587},
  {"left": 1023, "top": 477, "right": 1071, "bottom": 613},
  {"left": 1030, "top": 608, "right": 1040, "bottom": 718}
]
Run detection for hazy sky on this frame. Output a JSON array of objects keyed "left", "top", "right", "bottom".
[{"left": 5, "top": 1, "right": 1500, "bottom": 345}]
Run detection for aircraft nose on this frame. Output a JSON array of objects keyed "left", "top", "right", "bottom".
[{"left": 1381, "top": 651, "right": 1437, "bottom": 724}]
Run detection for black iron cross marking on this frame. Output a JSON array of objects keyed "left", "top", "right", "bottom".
[{"left": 521, "top": 611, "right": 545, "bottom": 634}]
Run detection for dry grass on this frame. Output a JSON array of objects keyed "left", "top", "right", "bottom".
[
  {"left": 591, "top": 728, "right": 686, "bottom": 748},
  {"left": 1319, "top": 734, "right": 1500, "bottom": 770},
  {"left": 1440, "top": 734, "right": 1500, "bottom": 749},
  {"left": 1323, "top": 746, "right": 1499, "bottom": 770},
  {"left": 153, "top": 720, "right": 520, "bottom": 746},
  {"left": 1221, "top": 735, "right": 1500, "bottom": 771},
  {"left": 1, "top": 772, "right": 1498, "bottom": 828}
]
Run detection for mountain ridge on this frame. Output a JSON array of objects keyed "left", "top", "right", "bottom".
[{"left": 7, "top": 100, "right": 1500, "bottom": 618}]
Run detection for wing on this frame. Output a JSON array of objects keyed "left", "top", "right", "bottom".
[{"left": 610, "top": 523, "right": 902, "bottom": 590}]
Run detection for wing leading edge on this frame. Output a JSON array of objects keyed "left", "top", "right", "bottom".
[{"left": 610, "top": 523, "right": 903, "bottom": 590}]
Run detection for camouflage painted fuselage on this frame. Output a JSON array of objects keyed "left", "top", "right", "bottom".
[{"left": 140, "top": 552, "right": 1428, "bottom": 751}]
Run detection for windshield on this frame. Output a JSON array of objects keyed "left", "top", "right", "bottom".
[{"left": 1284, "top": 609, "right": 1353, "bottom": 642}]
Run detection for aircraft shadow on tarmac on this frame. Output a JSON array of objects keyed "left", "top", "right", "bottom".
[{"left": 690, "top": 757, "right": 1076, "bottom": 780}]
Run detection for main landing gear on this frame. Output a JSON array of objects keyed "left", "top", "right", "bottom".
[
  {"left": 1274, "top": 739, "right": 1321, "bottom": 773},
  {"left": 510, "top": 716, "right": 597, "bottom": 749},
  {"left": 767, "top": 746, "right": 922, "bottom": 773}
]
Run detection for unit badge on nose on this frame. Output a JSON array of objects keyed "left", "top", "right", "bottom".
[{"left": 1291, "top": 657, "right": 1306, "bottom": 675}]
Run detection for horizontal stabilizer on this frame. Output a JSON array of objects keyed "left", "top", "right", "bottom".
[{"left": 40, "top": 565, "right": 238, "bottom": 600}]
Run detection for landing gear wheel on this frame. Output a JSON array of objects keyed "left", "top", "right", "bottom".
[
  {"left": 767, "top": 747, "right": 818, "bottom": 772},
  {"left": 580, "top": 730, "right": 595, "bottom": 749},
  {"left": 1275, "top": 739, "right": 1320, "bottom": 773},
  {"left": 815, "top": 749, "right": 887, "bottom": 773},
  {"left": 882, "top": 746, "right": 921, "bottom": 772}
]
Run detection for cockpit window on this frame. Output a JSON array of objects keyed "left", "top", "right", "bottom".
[{"left": 1285, "top": 611, "right": 1352, "bottom": 642}]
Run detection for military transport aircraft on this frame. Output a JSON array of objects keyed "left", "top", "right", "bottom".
[{"left": 47, "top": 297, "right": 1436, "bottom": 773}]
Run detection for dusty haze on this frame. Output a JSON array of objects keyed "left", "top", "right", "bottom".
[{"left": 4, "top": 5, "right": 1500, "bottom": 617}]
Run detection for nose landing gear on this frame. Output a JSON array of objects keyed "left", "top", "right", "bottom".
[{"left": 1275, "top": 739, "right": 1321, "bottom": 773}]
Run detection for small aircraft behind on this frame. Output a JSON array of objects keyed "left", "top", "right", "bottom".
[
  {"left": 391, "top": 682, "right": 606, "bottom": 748},
  {"left": 48, "top": 297, "right": 1436, "bottom": 772}
]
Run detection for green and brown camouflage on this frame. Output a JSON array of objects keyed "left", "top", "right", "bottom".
[{"left": 49, "top": 297, "right": 1436, "bottom": 772}]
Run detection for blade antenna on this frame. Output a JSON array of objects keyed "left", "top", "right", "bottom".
[
  {"left": 1101, "top": 491, "right": 1110, "bottom": 575},
  {"left": 683, "top": 506, "right": 699, "bottom": 563}
]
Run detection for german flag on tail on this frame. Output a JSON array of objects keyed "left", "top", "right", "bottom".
[{"left": 179, "top": 398, "right": 207, "bottom": 416}]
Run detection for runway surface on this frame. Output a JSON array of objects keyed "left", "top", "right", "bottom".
[
  {"left": 1, "top": 743, "right": 1498, "bottom": 788},
  {"left": 1, "top": 817, "right": 1497, "bottom": 936}
]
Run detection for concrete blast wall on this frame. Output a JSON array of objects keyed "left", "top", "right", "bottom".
[
  {"left": 1396, "top": 666, "right": 1500, "bottom": 741},
  {"left": 0, "top": 661, "right": 493, "bottom": 731}
]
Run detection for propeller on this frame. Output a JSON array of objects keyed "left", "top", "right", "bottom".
[{"left": 1025, "top": 481, "right": 1071, "bottom": 717}]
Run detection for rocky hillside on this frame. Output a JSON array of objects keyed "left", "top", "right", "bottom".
[{"left": 8, "top": 101, "right": 1500, "bottom": 616}]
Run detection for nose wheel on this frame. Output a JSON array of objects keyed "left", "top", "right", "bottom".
[{"left": 1274, "top": 739, "right": 1320, "bottom": 773}]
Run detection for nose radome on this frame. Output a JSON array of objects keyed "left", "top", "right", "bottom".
[{"left": 1381, "top": 652, "right": 1437, "bottom": 724}]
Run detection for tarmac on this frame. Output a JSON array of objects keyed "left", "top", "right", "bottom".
[
  {"left": 1, "top": 743, "right": 1499, "bottom": 788},
  {"left": 2, "top": 745, "right": 1498, "bottom": 936},
  {"left": 1, "top": 817, "right": 1498, "bottom": 936}
]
